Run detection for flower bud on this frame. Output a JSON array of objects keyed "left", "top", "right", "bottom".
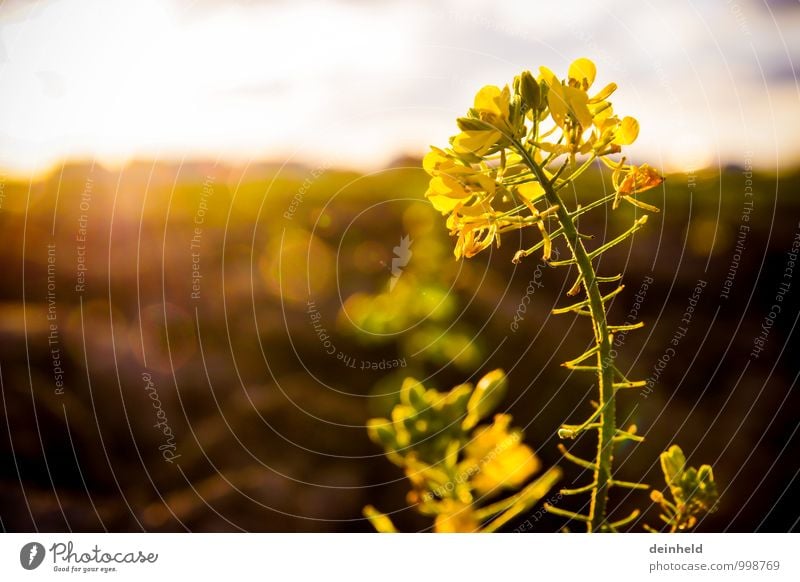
[
  {"left": 400, "top": 377, "right": 427, "bottom": 410},
  {"left": 463, "top": 369, "right": 507, "bottom": 429},
  {"left": 519, "top": 70, "right": 540, "bottom": 111},
  {"left": 660, "top": 445, "right": 687, "bottom": 486},
  {"left": 367, "top": 419, "right": 396, "bottom": 451}
]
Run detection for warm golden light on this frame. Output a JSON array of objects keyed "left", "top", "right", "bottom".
[{"left": 1, "top": 0, "right": 799, "bottom": 175}]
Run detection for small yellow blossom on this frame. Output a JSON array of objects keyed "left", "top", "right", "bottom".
[
  {"left": 515, "top": 181, "right": 545, "bottom": 202},
  {"left": 612, "top": 162, "right": 664, "bottom": 211},
  {"left": 433, "top": 500, "right": 480, "bottom": 532},
  {"left": 589, "top": 81, "right": 618, "bottom": 104},
  {"left": 463, "top": 414, "right": 541, "bottom": 495},
  {"left": 423, "top": 147, "right": 496, "bottom": 214},
  {"left": 452, "top": 85, "right": 512, "bottom": 156},
  {"left": 474, "top": 84, "right": 511, "bottom": 124},
  {"left": 423, "top": 58, "right": 660, "bottom": 262},
  {"left": 451, "top": 130, "right": 500, "bottom": 157},
  {"left": 365, "top": 371, "right": 560, "bottom": 533},
  {"left": 567, "top": 57, "right": 597, "bottom": 90},
  {"left": 614, "top": 163, "right": 664, "bottom": 195},
  {"left": 446, "top": 204, "right": 499, "bottom": 259},
  {"left": 613, "top": 116, "right": 640, "bottom": 146},
  {"left": 539, "top": 59, "right": 640, "bottom": 156},
  {"left": 540, "top": 66, "right": 593, "bottom": 131}
]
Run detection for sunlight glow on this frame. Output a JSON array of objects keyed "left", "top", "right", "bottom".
[{"left": 0, "top": 0, "right": 798, "bottom": 174}]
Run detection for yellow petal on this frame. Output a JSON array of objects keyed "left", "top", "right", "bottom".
[
  {"left": 422, "top": 146, "right": 450, "bottom": 174},
  {"left": 548, "top": 84, "right": 592, "bottom": 129},
  {"left": 472, "top": 443, "right": 540, "bottom": 494},
  {"left": 590, "top": 82, "right": 617, "bottom": 103},
  {"left": 473, "top": 173, "right": 497, "bottom": 195},
  {"left": 437, "top": 175, "right": 474, "bottom": 197},
  {"left": 433, "top": 502, "right": 480, "bottom": 533},
  {"left": 616, "top": 164, "right": 664, "bottom": 196},
  {"left": 568, "top": 58, "right": 596, "bottom": 88},
  {"left": 464, "top": 415, "right": 541, "bottom": 494},
  {"left": 363, "top": 505, "right": 398, "bottom": 533},
  {"left": 426, "top": 182, "right": 464, "bottom": 214},
  {"left": 613, "top": 116, "right": 640, "bottom": 145},
  {"left": 567, "top": 87, "right": 593, "bottom": 128},
  {"left": 546, "top": 84, "right": 568, "bottom": 127},
  {"left": 474, "top": 85, "right": 509, "bottom": 120},
  {"left": 447, "top": 202, "right": 492, "bottom": 230},
  {"left": 538, "top": 66, "right": 558, "bottom": 87},
  {"left": 516, "top": 181, "right": 545, "bottom": 201},
  {"left": 452, "top": 129, "right": 501, "bottom": 156},
  {"left": 631, "top": 164, "right": 664, "bottom": 193},
  {"left": 590, "top": 103, "right": 614, "bottom": 127},
  {"left": 464, "top": 414, "right": 513, "bottom": 460}
]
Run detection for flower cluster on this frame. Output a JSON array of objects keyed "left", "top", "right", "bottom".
[
  {"left": 422, "top": 58, "right": 664, "bottom": 261},
  {"left": 367, "top": 58, "right": 718, "bottom": 533},
  {"left": 363, "top": 370, "right": 560, "bottom": 532},
  {"left": 649, "top": 445, "right": 719, "bottom": 532}
]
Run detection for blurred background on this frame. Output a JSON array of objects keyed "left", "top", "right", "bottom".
[{"left": 0, "top": 0, "right": 798, "bottom": 532}]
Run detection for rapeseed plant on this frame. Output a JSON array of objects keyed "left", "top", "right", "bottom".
[
  {"left": 365, "top": 59, "right": 718, "bottom": 532},
  {"left": 364, "top": 370, "right": 561, "bottom": 532}
]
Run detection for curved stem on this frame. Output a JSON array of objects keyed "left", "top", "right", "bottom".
[{"left": 511, "top": 140, "right": 616, "bottom": 532}]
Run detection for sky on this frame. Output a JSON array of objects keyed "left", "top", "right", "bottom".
[{"left": 0, "top": 0, "right": 798, "bottom": 175}]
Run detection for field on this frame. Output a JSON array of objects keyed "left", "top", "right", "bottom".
[{"left": 1, "top": 160, "right": 797, "bottom": 532}]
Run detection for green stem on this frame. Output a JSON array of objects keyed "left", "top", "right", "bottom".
[{"left": 511, "top": 140, "right": 616, "bottom": 532}]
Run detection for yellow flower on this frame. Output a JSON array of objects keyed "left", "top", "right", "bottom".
[
  {"left": 424, "top": 60, "right": 660, "bottom": 262},
  {"left": 568, "top": 58, "right": 619, "bottom": 105},
  {"left": 612, "top": 116, "right": 640, "bottom": 145},
  {"left": 590, "top": 111, "right": 639, "bottom": 154},
  {"left": 540, "top": 64, "right": 593, "bottom": 130},
  {"left": 515, "top": 181, "right": 545, "bottom": 202},
  {"left": 452, "top": 130, "right": 502, "bottom": 157},
  {"left": 567, "top": 57, "right": 596, "bottom": 90},
  {"left": 538, "top": 59, "right": 635, "bottom": 157},
  {"left": 568, "top": 58, "right": 619, "bottom": 109},
  {"left": 589, "top": 81, "right": 618, "bottom": 104},
  {"left": 423, "top": 147, "right": 496, "bottom": 214},
  {"left": 463, "top": 414, "right": 540, "bottom": 495},
  {"left": 612, "top": 163, "right": 664, "bottom": 211},
  {"left": 422, "top": 145, "right": 458, "bottom": 174},
  {"left": 452, "top": 85, "right": 512, "bottom": 156},
  {"left": 614, "top": 163, "right": 664, "bottom": 195},
  {"left": 475, "top": 84, "right": 511, "bottom": 122},
  {"left": 538, "top": 61, "right": 605, "bottom": 158},
  {"left": 433, "top": 500, "right": 480, "bottom": 532},
  {"left": 446, "top": 203, "right": 499, "bottom": 260}
]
